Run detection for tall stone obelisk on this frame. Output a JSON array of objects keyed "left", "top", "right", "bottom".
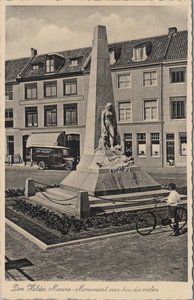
[
  {"left": 76, "top": 25, "right": 115, "bottom": 171},
  {"left": 84, "top": 25, "right": 114, "bottom": 154}
]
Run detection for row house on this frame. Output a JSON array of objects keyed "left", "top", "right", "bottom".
[{"left": 5, "top": 27, "right": 188, "bottom": 167}]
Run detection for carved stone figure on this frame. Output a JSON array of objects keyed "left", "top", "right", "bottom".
[{"left": 101, "top": 103, "right": 120, "bottom": 149}]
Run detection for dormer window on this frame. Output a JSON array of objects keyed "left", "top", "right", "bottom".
[
  {"left": 133, "top": 47, "right": 147, "bottom": 61},
  {"left": 132, "top": 42, "right": 151, "bottom": 62},
  {"left": 70, "top": 59, "right": 78, "bottom": 66},
  {"left": 109, "top": 50, "right": 116, "bottom": 65},
  {"left": 32, "top": 64, "right": 39, "bottom": 71},
  {"left": 46, "top": 58, "right": 55, "bottom": 73}
]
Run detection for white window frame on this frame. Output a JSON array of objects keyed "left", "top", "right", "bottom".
[
  {"left": 143, "top": 99, "right": 158, "bottom": 121},
  {"left": 70, "top": 59, "right": 78, "bottom": 66},
  {"left": 45, "top": 58, "right": 55, "bottom": 73},
  {"left": 150, "top": 133, "right": 160, "bottom": 157},
  {"left": 118, "top": 101, "right": 132, "bottom": 122},
  {"left": 117, "top": 73, "right": 131, "bottom": 89},
  {"left": 137, "top": 133, "right": 146, "bottom": 157},
  {"left": 32, "top": 65, "right": 39, "bottom": 70},
  {"left": 179, "top": 132, "right": 187, "bottom": 156},
  {"left": 143, "top": 71, "right": 158, "bottom": 87},
  {"left": 132, "top": 47, "right": 147, "bottom": 62}
]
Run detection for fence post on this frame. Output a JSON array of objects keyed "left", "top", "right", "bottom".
[
  {"left": 25, "top": 178, "right": 36, "bottom": 198},
  {"left": 75, "top": 191, "right": 90, "bottom": 219}
]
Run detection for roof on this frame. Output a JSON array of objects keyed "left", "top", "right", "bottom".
[
  {"left": 5, "top": 57, "right": 31, "bottom": 82},
  {"left": 26, "top": 132, "right": 66, "bottom": 148},
  {"left": 5, "top": 30, "right": 187, "bottom": 82}
]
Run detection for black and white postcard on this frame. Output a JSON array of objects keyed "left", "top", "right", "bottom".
[{"left": 1, "top": 0, "right": 193, "bottom": 299}]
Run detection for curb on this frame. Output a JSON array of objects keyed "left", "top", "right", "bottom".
[
  {"left": 6, "top": 218, "right": 48, "bottom": 251},
  {"left": 6, "top": 218, "right": 138, "bottom": 251}
]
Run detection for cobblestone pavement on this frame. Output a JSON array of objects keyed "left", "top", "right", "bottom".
[{"left": 5, "top": 225, "right": 188, "bottom": 282}]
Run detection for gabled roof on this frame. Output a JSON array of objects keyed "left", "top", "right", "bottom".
[{"left": 5, "top": 29, "right": 187, "bottom": 82}]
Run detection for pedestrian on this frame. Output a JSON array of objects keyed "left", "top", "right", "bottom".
[{"left": 160, "top": 183, "right": 181, "bottom": 236}]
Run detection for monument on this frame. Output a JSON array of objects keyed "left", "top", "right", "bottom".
[{"left": 60, "top": 25, "right": 160, "bottom": 196}]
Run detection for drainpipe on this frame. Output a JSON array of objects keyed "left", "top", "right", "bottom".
[{"left": 160, "top": 63, "right": 164, "bottom": 167}]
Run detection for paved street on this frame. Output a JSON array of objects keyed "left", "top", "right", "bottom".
[
  {"left": 5, "top": 224, "right": 188, "bottom": 281},
  {"left": 5, "top": 165, "right": 187, "bottom": 190}
]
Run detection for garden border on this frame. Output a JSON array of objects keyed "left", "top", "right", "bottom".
[{"left": 6, "top": 217, "right": 139, "bottom": 251}]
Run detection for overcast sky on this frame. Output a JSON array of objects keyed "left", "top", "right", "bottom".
[{"left": 6, "top": 5, "right": 188, "bottom": 60}]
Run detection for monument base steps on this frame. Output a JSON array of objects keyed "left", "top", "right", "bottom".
[{"left": 27, "top": 186, "right": 186, "bottom": 218}]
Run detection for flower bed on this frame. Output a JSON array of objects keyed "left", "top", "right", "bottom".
[
  {"left": 5, "top": 184, "right": 187, "bottom": 245},
  {"left": 6, "top": 198, "right": 141, "bottom": 245}
]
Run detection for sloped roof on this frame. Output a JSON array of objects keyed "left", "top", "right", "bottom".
[
  {"left": 164, "top": 31, "right": 188, "bottom": 61},
  {"left": 5, "top": 30, "right": 187, "bottom": 82},
  {"left": 5, "top": 57, "right": 31, "bottom": 82}
]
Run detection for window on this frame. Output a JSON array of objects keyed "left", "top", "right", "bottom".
[
  {"left": 179, "top": 132, "right": 187, "bottom": 156},
  {"left": 44, "top": 105, "right": 57, "bottom": 126},
  {"left": 118, "top": 74, "right": 131, "bottom": 89},
  {"left": 124, "top": 133, "right": 132, "bottom": 157},
  {"left": 70, "top": 59, "right": 78, "bottom": 66},
  {"left": 133, "top": 47, "right": 146, "bottom": 61},
  {"left": 151, "top": 133, "right": 160, "bottom": 157},
  {"left": 144, "top": 100, "right": 158, "bottom": 120},
  {"left": 5, "top": 85, "right": 13, "bottom": 100},
  {"left": 166, "top": 134, "right": 175, "bottom": 162},
  {"left": 5, "top": 109, "right": 13, "bottom": 128},
  {"left": 7, "top": 136, "right": 14, "bottom": 156},
  {"left": 109, "top": 50, "right": 116, "bottom": 65},
  {"left": 25, "top": 107, "right": 38, "bottom": 127},
  {"left": 143, "top": 71, "right": 157, "bottom": 86},
  {"left": 44, "top": 81, "right": 57, "bottom": 98},
  {"left": 170, "top": 67, "right": 186, "bottom": 83},
  {"left": 64, "top": 79, "right": 77, "bottom": 95},
  {"left": 25, "top": 83, "right": 37, "bottom": 99},
  {"left": 118, "top": 102, "right": 132, "bottom": 122},
  {"left": 64, "top": 104, "right": 78, "bottom": 125},
  {"left": 137, "top": 133, "right": 146, "bottom": 156},
  {"left": 32, "top": 65, "right": 39, "bottom": 70},
  {"left": 46, "top": 58, "right": 55, "bottom": 73},
  {"left": 170, "top": 97, "right": 186, "bottom": 119}
]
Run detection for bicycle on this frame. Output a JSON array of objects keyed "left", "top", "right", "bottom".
[{"left": 136, "top": 198, "right": 187, "bottom": 235}]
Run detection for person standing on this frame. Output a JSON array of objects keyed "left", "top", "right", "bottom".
[{"left": 161, "top": 183, "right": 181, "bottom": 236}]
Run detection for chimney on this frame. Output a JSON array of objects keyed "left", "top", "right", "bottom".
[
  {"left": 31, "top": 48, "right": 37, "bottom": 57},
  {"left": 168, "top": 27, "right": 177, "bottom": 36}
]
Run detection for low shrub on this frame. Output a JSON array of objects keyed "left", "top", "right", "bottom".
[{"left": 12, "top": 198, "right": 138, "bottom": 235}]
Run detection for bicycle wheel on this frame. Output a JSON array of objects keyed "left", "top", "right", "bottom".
[
  {"left": 170, "top": 206, "right": 187, "bottom": 230},
  {"left": 136, "top": 212, "right": 157, "bottom": 235}
]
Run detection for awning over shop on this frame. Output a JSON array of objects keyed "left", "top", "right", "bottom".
[{"left": 26, "top": 132, "right": 65, "bottom": 148}]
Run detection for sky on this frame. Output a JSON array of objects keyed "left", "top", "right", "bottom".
[{"left": 5, "top": 5, "right": 189, "bottom": 60}]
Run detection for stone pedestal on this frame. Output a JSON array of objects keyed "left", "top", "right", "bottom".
[{"left": 60, "top": 167, "right": 160, "bottom": 196}]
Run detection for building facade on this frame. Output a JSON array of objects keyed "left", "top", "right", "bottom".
[{"left": 5, "top": 27, "right": 187, "bottom": 167}]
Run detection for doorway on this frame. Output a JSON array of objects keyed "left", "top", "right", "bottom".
[
  {"left": 22, "top": 135, "right": 30, "bottom": 162},
  {"left": 124, "top": 133, "right": 132, "bottom": 157},
  {"left": 166, "top": 133, "right": 175, "bottom": 163},
  {"left": 66, "top": 134, "right": 80, "bottom": 159}
]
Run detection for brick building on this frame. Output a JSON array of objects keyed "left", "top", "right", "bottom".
[{"left": 5, "top": 27, "right": 187, "bottom": 167}]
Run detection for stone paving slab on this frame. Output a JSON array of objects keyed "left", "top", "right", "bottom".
[{"left": 5, "top": 224, "right": 188, "bottom": 282}]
